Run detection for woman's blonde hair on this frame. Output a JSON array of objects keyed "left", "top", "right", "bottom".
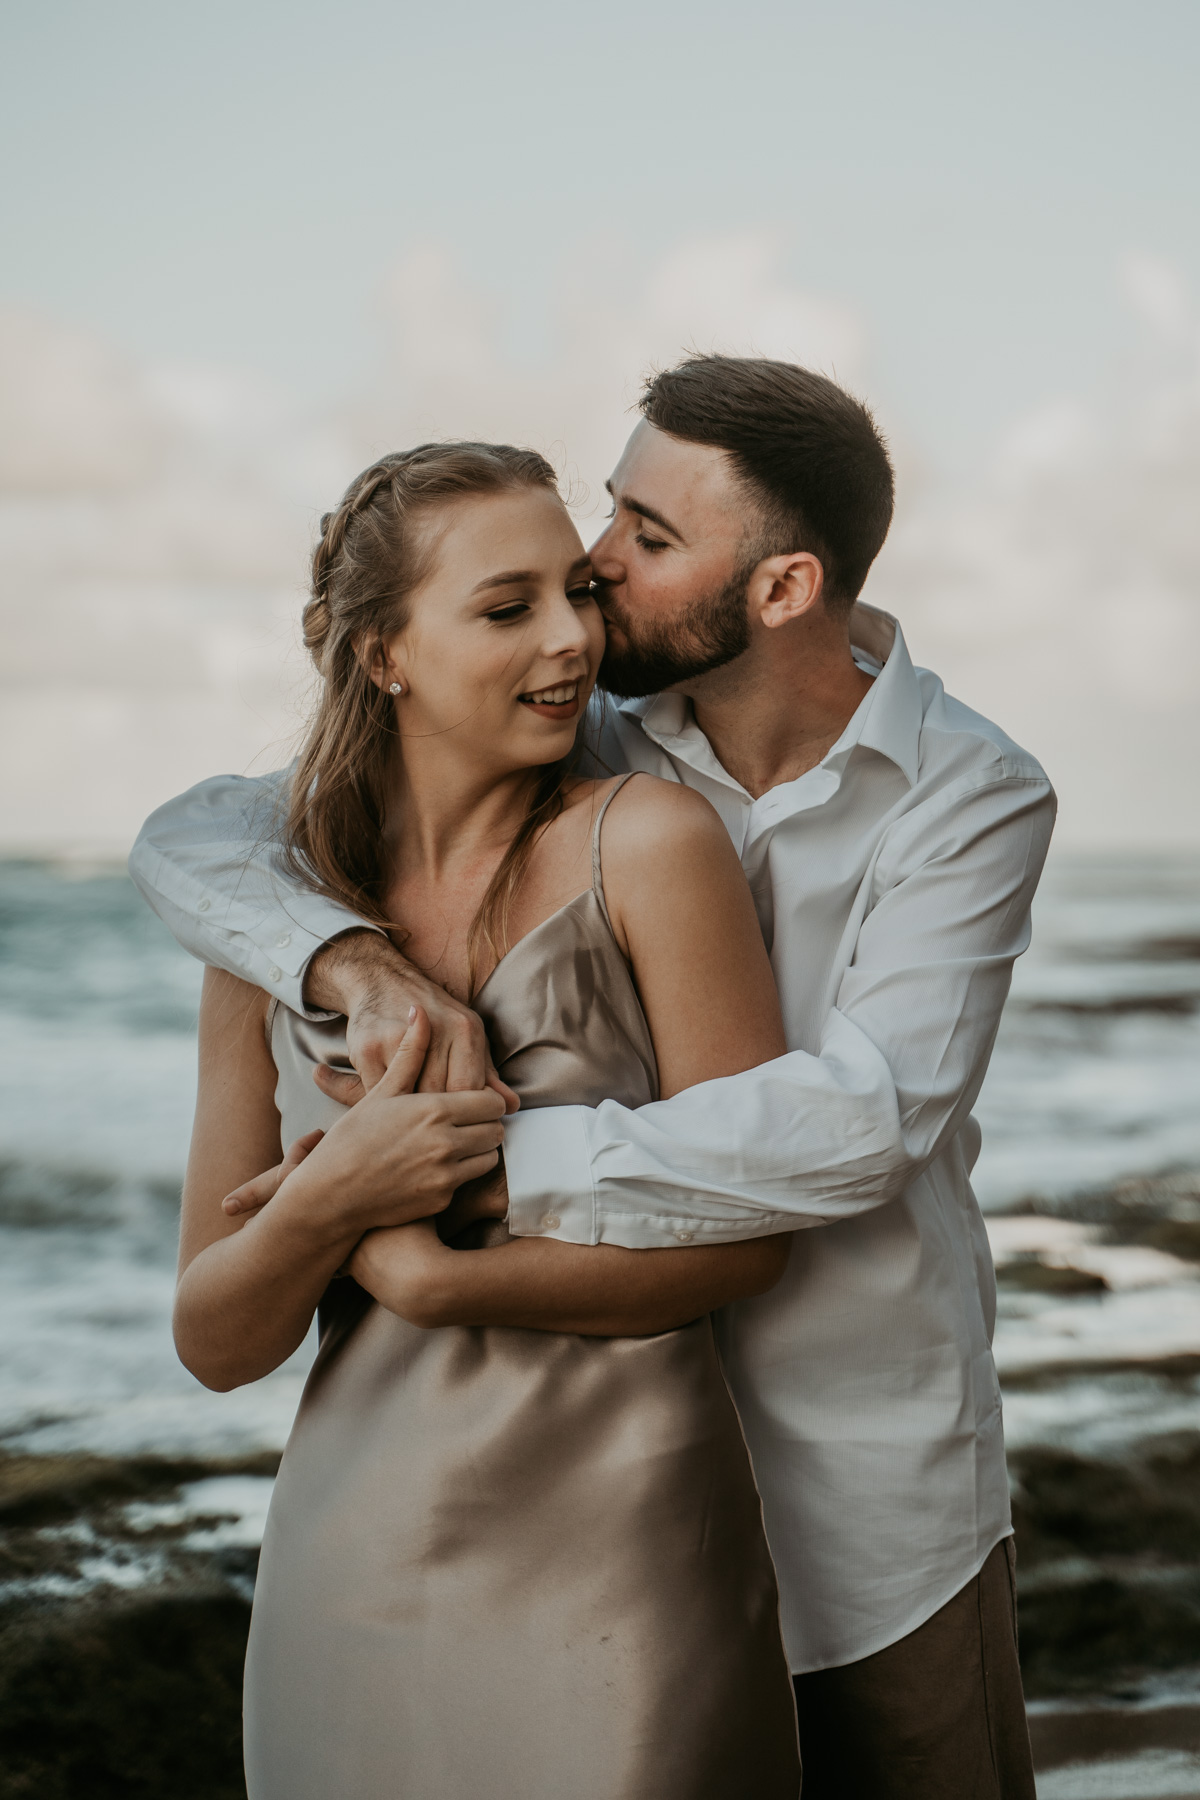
[{"left": 286, "top": 441, "right": 576, "bottom": 994}]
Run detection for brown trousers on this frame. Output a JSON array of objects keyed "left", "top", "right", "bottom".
[{"left": 791, "top": 1539, "right": 1036, "bottom": 1799}]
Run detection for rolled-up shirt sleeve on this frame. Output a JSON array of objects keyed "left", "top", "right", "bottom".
[
  {"left": 127, "top": 770, "right": 378, "bottom": 1019},
  {"left": 505, "top": 769, "right": 1055, "bottom": 1247}
]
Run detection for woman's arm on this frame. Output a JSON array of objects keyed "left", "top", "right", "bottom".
[
  {"left": 350, "top": 778, "right": 792, "bottom": 1334},
  {"left": 175, "top": 973, "right": 506, "bottom": 1390},
  {"left": 351, "top": 1219, "right": 786, "bottom": 1336}
]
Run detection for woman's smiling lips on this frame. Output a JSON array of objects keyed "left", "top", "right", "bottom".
[{"left": 518, "top": 680, "right": 580, "bottom": 721}]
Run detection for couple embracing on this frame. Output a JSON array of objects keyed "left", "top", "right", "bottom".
[{"left": 132, "top": 353, "right": 1054, "bottom": 1799}]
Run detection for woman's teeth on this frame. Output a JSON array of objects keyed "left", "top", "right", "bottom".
[{"left": 521, "top": 683, "right": 577, "bottom": 705}]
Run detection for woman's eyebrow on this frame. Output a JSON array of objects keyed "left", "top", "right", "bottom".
[
  {"left": 472, "top": 555, "right": 592, "bottom": 595},
  {"left": 471, "top": 569, "right": 537, "bottom": 594}
]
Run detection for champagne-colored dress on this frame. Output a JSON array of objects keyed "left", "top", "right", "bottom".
[{"left": 244, "top": 778, "right": 801, "bottom": 1800}]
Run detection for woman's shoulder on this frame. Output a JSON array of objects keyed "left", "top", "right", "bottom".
[{"left": 589, "top": 772, "right": 730, "bottom": 872}]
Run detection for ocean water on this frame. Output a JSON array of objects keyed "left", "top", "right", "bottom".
[
  {"left": 3, "top": 850, "right": 1198, "bottom": 1461},
  {"left": 3, "top": 850, "right": 1200, "bottom": 1743}
]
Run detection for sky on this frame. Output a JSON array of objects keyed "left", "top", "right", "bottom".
[{"left": 1, "top": 0, "right": 1198, "bottom": 848}]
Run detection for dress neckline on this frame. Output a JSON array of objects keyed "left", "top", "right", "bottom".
[
  {"left": 471, "top": 772, "right": 633, "bottom": 1004},
  {"left": 472, "top": 886, "right": 603, "bottom": 1004}
]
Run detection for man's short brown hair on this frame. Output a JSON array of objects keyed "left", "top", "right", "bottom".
[{"left": 639, "top": 354, "right": 895, "bottom": 613}]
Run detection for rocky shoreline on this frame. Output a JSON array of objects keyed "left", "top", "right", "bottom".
[
  {"left": 5, "top": 1423, "right": 1200, "bottom": 1795},
  {"left": 4, "top": 1170, "right": 1200, "bottom": 1795},
  {"left": 0, "top": 1450, "right": 275, "bottom": 1799}
]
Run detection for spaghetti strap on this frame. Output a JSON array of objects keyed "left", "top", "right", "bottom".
[{"left": 590, "top": 773, "right": 637, "bottom": 928}]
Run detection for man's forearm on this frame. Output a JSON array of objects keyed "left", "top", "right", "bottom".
[
  {"left": 302, "top": 928, "right": 405, "bottom": 1013},
  {"left": 505, "top": 777, "right": 1055, "bottom": 1251},
  {"left": 502, "top": 1011, "right": 913, "bottom": 1248},
  {"left": 302, "top": 932, "right": 515, "bottom": 1104},
  {"left": 128, "top": 771, "right": 373, "bottom": 1017}
]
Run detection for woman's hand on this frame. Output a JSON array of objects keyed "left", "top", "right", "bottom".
[
  {"left": 349, "top": 1218, "right": 456, "bottom": 1327},
  {"left": 274, "top": 1009, "right": 508, "bottom": 1246},
  {"left": 222, "top": 1130, "right": 324, "bottom": 1219}
]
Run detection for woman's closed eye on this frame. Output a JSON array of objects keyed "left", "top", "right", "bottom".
[{"left": 484, "top": 601, "right": 532, "bottom": 625}]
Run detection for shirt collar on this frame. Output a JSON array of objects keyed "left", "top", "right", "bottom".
[
  {"left": 619, "top": 603, "right": 923, "bottom": 794},
  {"left": 845, "top": 604, "right": 923, "bottom": 788}
]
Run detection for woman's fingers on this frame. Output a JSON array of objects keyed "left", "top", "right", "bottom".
[
  {"left": 452, "top": 1149, "right": 503, "bottom": 1187},
  {"left": 450, "top": 1120, "right": 507, "bottom": 1158},
  {"left": 486, "top": 1071, "right": 522, "bottom": 1114},
  {"left": 286, "top": 1129, "right": 326, "bottom": 1164},
  {"left": 222, "top": 1169, "right": 277, "bottom": 1217},
  {"left": 221, "top": 1131, "right": 326, "bottom": 1218},
  {"left": 375, "top": 1008, "right": 433, "bottom": 1097}
]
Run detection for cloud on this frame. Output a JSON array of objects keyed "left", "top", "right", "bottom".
[
  {"left": 869, "top": 261, "right": 1200, "bottom": 845},
  {"left": 0, "top": 242, "right": 1196, "bottom": 849}
]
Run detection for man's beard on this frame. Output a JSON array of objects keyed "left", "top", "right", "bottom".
[{"left": 596, "top": 567, "right": 752, "bottom": 700}]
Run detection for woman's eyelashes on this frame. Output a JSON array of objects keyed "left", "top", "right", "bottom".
[{"left": 485, "top": 585, "right": 594, "bottom": 625}]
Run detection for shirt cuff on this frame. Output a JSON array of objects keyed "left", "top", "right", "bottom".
[
  {"left": 503, "top": 1107, "right": 596, "bottom": 1245},
  {"left": 243, "top": 902, "right": 386, "bottom": 1021}
]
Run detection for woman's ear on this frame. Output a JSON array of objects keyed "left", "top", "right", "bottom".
[{"left": 359, "top": 632, "right": 406, "bottom": 692}]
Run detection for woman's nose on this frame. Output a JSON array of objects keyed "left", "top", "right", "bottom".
[{"left": 545, "top": 598, "right": 592, "bottom": 657}]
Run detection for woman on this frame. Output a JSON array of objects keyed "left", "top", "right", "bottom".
[{"left": 174, "top": 443, "right": 801, "bottom": 1798}]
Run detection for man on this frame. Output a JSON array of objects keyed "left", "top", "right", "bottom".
[{"left": 132, "top": 355, "right": 1053, "bottom": 1797}]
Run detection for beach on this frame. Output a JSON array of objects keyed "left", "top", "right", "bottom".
[{"left": 3, "top": 849, "right": 1200, "bottom": 1797}]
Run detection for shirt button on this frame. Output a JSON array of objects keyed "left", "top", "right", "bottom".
[
  {"left": 276, "top": 932, "right": 291, "bottom": 948},
  {"left": 541, "top": 1213, "right": 561, "bottom": 1231},
  {"left": 197, "top": 898, "right": 211, "bottom": 912},
  {"left": 675, "top": 1229, "right": 693, "bottom": 1243},
  {"left": 268, "top": 966, "right": 282, "bottom": 982}
]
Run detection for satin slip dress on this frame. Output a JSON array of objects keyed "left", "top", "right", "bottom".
[{"left": 244, "top": 776, "right": 801, "bottom": 1800}]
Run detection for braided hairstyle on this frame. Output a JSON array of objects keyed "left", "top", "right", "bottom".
[{"left": 285, "top": 442, "right": 570, "bottom": 990}]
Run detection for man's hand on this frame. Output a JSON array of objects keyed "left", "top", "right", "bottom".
[{"left": 304, "top": 930, "right": 519, "bottom": 1111}]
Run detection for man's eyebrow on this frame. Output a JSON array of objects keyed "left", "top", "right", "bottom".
[
  {"left": 604, "top": 480, "right": 683, "bottom": 541},
  {"left": 472, "top": 556, "right": 593, "bottom": 595}
]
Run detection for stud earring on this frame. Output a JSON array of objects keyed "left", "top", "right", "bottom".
[{"left": 389, "top": 681, "right": 404, "bottom": 695}]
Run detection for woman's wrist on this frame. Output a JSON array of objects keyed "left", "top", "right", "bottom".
[
  {"left": 352, "top": 1225, "right": 480, "bottom": 1328},
  {"left": 264, "top": 1164, "right": 363, "bottom": 1260}
]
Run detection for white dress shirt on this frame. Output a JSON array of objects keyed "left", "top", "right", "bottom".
[{"left": 129, "top": 605, "right": 1055, "bottom": 1672}]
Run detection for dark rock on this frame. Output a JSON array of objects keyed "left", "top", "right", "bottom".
[
  {"left": 1011, "top": 1439, "right": 1200, "bottom": 1567},
  {"left": 1027, "top": 1170, "right": 1200, "bottom": 1230},
  {"left": 1106, "top": 1217, "right": 1200, "bottom": 1261},
  {"left": 996, "top": 1256, "right": 1108, "bottom": 1295},
  {"left": 0, "top": 1592, "right": 250, "bottom": 1799},
  {"left": 1018, "top": 1573, "right": 1200, "bottom": 1698},
  {"left": 0, "top": 1450, "right": 279, "bottom": 1529}
]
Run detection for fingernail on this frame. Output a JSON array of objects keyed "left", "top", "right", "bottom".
[{"left": 407, "top": 1005, "right": 418, "bottom": 1024}]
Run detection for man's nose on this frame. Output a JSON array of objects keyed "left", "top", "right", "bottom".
[{"left": 588, "top": 520, "right": 623, "bottom": 580}]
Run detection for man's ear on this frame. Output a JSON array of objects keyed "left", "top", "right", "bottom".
[{"left": 750, "top": 552, "right": 825, "bottom": 630}]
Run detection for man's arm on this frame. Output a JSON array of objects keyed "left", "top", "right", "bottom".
[
  {"left": 128, "top": 771, "right": 515, "bottom": 1101},
  {"left": 501, "top": 770, "right": 1056, "bottom": 1247}
]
